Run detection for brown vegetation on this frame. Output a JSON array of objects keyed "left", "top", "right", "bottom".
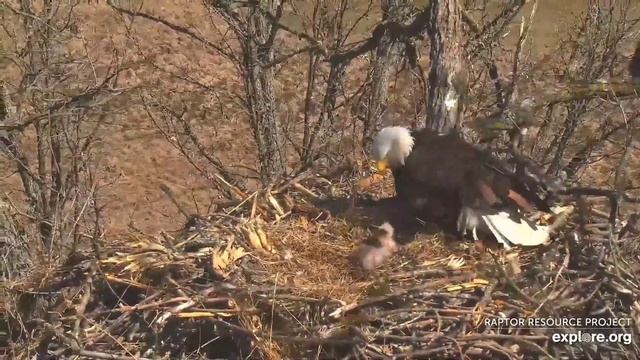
[{"left": 1, "top": 0, "right": 640, "bottom": 359}]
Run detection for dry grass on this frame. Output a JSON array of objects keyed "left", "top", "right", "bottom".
[
  {"left": 1, "top": 1, "right": 640, "bottom": 359},
  {"left": 2, "top": 158, "right": 639, "bottom": 358}
]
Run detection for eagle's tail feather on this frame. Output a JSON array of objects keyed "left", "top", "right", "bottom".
[{"left": 481, "top": 212, "right": 552, "bottom": 248}]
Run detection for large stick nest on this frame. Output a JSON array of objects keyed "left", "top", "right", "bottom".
[{"left": 2, "top": 166, "right": 640, "bottom": 359}]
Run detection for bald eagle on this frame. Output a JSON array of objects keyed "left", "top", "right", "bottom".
[{"left": 370, "top": 126, "right": 563, "bottom": 248}]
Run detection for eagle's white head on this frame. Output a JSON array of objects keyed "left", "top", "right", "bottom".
[{"left": 371, "top": 126, "right": 415, "bottom": 172}]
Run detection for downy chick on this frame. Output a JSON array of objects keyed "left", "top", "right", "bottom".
[{"left": 351, "top": 222, "right": 398, "bottom": 271}]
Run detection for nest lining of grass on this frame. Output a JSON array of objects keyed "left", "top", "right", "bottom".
[{"left": 2, "top": 168, "right": 640, "bottom": 359}]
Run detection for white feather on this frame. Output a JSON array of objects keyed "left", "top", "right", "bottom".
[
  {"left": 372, "top": 126, "right": 415, "bottom": 168},
  {"left": 481, "top": 212, "right": 551, "bottom": 249}
]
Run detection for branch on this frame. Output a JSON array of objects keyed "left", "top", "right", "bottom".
[
  {"left": 538, "top": 81, "right": 640, "bottom": 107},
  {"left": 159, "top": 102, "right": 245, "bottom": 190},
  {"left": 466, "top": 0, "right": 527, "bottom": 56},
  {"left": 107, "top": 0, "right": 234, "bottom": 60},
  {"left": 252, "top": 3, "right": 323, "bottom": 47},
  {"left": 0, "top": 71, "right": 127, "bottom": 131},
  {"left": 328, "top": 4, "right": 431, "bottom": 65},
  {"left": 556, "top": 187, "right": 640, "bottom": 227},
  {"left": 472, "top": 81, "right": 640, "bottom": 135}
]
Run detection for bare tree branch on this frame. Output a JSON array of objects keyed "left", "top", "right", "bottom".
[{"left": 107, "top": 0, "right": 235, "bottom": 60}]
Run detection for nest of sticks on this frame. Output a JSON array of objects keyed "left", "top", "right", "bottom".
[{"left": 2, "top": 163, "right": 640, "bottom": 359}]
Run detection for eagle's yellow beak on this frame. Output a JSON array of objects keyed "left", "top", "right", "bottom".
[{"left": 375, "top": 159, "right": 389, "bottom": 173}]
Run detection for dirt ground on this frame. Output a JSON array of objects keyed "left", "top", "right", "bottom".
[
  {"left": 0, "top": 0, "right": 630, "bottom": 238},
  {"left": 3, "top": 3, "right": 640, "bottom": 358}
]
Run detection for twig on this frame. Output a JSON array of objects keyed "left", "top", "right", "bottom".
[
  {"left": 153, "top": 299, "right": 197, "bottom": 327},
  {"left": 73, "top": 265, "right": 94, "bottom": 339},
  {"left": 160, "top": 184, "right": 191, "bottom": 219},
  {"left": 75, "top": 350, "right": 153, "bottom": 360},
  {"left": 489, "top": 252, "right": 541, "bottom": 307},
  {"left": 107, "top": 0, "right": 233, "bottom": 59},
  {"left": 43, "top": 323, "right": 153, "bottom": 360},
  {"left": 330, "top": 274, "right": 476, "bottom": 317},
  {"left": 292, "top": 182, "right": 320, "bottom": 199}
]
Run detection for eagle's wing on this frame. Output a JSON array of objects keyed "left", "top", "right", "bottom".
[
  {"left": 393, "top": 128, "right": 562, "bottom": 225},
  {"left": 481, "top": 153, "right": 563, "bottom": 212}
]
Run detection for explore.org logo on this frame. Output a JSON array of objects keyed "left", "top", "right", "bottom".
[
  {"left": 551, "top": 331, "right": 633, "bottom": 345},
  {"left": 484, "top": 316, "right": 634, "bottom": 346}
]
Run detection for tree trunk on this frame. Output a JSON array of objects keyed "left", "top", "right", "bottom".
[
  {"left": 425, "top": 0, "right": 466, "bottom": 133},
  {"left": 241, "top": 5, "right": 286, "bottom": 185},
  {"left": 301, "top": 62, "right": 347, "bottom": 166},
  {"left": 361, "top": 0, "right": 412, "bottom": 145}
]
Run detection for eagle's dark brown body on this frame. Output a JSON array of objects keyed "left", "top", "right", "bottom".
[
  {"left": 630, "top": 41, "right": 640, "bottom": 81},
  {"left": 391, "top": 128, "right": 561, "bottom": 232}
]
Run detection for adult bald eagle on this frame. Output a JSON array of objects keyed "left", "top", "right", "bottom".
[{"left": 370, "top": 126, "right": 563, "bottom": 248}]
